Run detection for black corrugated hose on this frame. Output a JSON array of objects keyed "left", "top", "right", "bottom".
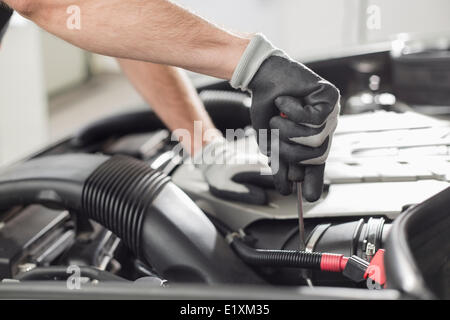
[{"left": 229, "top": 235, "right": 322, "bottom": 269}]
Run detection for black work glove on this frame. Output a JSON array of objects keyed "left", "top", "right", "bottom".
[{"left": 230, "top": 34, "right": 340, "bottom": 202}]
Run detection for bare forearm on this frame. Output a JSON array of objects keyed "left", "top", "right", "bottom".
[
  {"left": 118, "top": 59, "right": 221, "bottom": 155},
  {"left": 5, "top": 0, "right": 250, "bottom": 79}
]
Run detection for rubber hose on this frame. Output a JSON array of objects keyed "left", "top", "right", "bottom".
[
  {"left": 81, "top": 155, "right": 170, "bottom": 255},
  {"left": 230, "top": 237, "right": 322, "bottom": 269},
  {"left": 210, "top": 215, "right": 345, "bottom": 272},
  {"left": 81, "top": 155, "right": 263, "bottom": 283},
  {"left": 0, "top": 154, "right": 263, "bottom": 284}
]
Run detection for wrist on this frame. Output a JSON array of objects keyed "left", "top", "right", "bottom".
[
  {"left": 205, "top": 33, "right": 250, "bottom": 81},
  {"left": 230, "top": 34, "right": 288, "bottom": 91},
  {"left": 223, "top": 35, "right": 251, "bottom": 80}
]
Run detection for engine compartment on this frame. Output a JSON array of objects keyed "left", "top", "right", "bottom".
[{"left": 0, "top": 49, "right": 449, "bottom": 299}]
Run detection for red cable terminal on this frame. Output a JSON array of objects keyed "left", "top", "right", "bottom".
[{"left": 320, "top": 253, "right": 349, "bottom": 272}]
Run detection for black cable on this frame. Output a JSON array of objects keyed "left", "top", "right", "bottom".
[
  {"left": 209, "top": 214, "right": 336, "bottom": 271},
  {"left": 230, "top": 236, "right": 323, "bottom": 270},
  {"left": 209, "top": 212, "right": 349, "bottom": 273}
]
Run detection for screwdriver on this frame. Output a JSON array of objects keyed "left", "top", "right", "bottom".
[
  {"left": 280, "top": 112, "right": 306, "bottom": 251},
  {"left": 296, "top": 182, "right": 306, "bottom": 251}
]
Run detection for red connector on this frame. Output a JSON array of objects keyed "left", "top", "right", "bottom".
[
  {"left": 364, "top": 249, "right": 386, "bottom": 286},
  {"left": 320, "top": 253, "right": 349, "bottom": 272}
]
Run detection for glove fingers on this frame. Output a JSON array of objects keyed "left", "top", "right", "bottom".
[
  {"left": 209, "top": 182, "right": 268, "bottom": 205},
  {"left": 232, "top": 171, "right": 274, "bottom": 189},
  {"left": 270, "top": 116, "right": 328, "bottom": 148},
  {"left": 250, "top": 97, "right": 279, "bottom": 134},
  {"left": 278, "top": 137, "right": 329, "bottom": 164},
  {"left": 302, "top": 164, "right": 325, "bottom": 202},
  {"left": 275, "top": 96, "right": 333, "bottom": 127},
  {"left": 272, "top": 160, "right": 292, "bottom": 195},
  {"left": 303, "top": 81, "right": 340, "bottom": 115},
  {"left": 288, "top": 164, "right": 305, "bottom": 182}
]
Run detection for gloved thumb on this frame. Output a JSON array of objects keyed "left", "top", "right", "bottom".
[{"left": 208, "top": 173, "right": 271, "bottom": 205}]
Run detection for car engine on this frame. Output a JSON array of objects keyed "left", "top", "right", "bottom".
[{"left": 0, "top": 50, "right": 449, "bottom": 300}]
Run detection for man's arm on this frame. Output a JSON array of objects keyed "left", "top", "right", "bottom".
[
  {"left": 4, "top": 0, "right": 249, "bottom": 79},
  {"left": 119, "top": 59, "right": 275, "bottom": 205},
  {"left": 4, "top": 0, "right": 340, "bottom": 201},
  {"left": 118, "top": 59, "right": 221, "bottom": 155}
]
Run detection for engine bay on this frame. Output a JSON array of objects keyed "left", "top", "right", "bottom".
[{"left": 0, "top": 49, "right": 449, "bottom": 300}]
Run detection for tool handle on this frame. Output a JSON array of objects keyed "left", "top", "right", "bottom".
[{"left": 280, "top": 112, "right": 306, "bottom": 250}]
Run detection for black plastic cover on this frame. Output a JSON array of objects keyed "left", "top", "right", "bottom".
[
  {"left": 385, "top": 187, "right": 450, "bottom": 299},
  {"left": 0, "top": 206, "right": 70, "bottom": 278}
]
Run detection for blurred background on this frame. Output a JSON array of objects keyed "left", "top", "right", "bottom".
[{"left": 1, "top": 0, "right": 450, "bottom": 166}]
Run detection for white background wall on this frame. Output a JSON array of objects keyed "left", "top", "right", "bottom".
[
  {"left": 171, "top": 0, "right": 361, "bottom": 59},
  {"left": 366, "top": 0, "right": 450, "bottom": 43},
  {"left": 0, "top": 15, "right": 87, "bottom": 166},
  {"left": 176, "top": 0, "right": 450, "bottom": 58},
  {"left": 0, "top": 16, "right": 48, "bottom": 166},
  {"left": 42, "top": 32, "right": 87, "bottom": 95}
]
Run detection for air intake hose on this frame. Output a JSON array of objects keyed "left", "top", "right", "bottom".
[{"left": 0, "top": 154, "right": 262, "bottom": 284}]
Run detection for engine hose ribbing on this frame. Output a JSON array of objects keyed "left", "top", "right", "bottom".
[
  {"left": 229, "top": 236, "right": 348, "bottom": 272},
  {"left": 81, "top": 155, "right": 170, "bottom": 256},
  {"left": 0, "top": 154, "right": 263, "bottom": 284}
]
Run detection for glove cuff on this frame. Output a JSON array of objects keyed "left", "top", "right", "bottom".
[{"left": 230, "top": 33, "right": 288, "bottom": 91}]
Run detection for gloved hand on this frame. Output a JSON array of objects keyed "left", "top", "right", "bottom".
[
  {"left": 194, "top": 137, "right": 274, "bottom": 205},
  {"left": 230, "top": 34, "right": 340, "bottom": 202}
]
